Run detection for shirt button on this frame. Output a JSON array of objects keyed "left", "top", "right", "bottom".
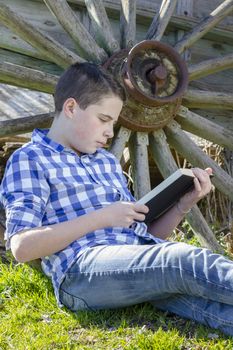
[{"left": 81, "top": 156, "right": 89, "bottom": 165}]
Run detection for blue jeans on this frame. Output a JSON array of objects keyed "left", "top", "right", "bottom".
[{"left": 59, "top": 242, "right": 233, "bottom": 336}]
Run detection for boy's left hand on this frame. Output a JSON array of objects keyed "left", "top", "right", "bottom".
[{"left": 178, "top": 167, "right": 213, "bottom": 213}]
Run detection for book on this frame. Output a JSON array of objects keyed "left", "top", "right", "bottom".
[{"left": 136, "top": 168, "right": 195, "bottom": 224}]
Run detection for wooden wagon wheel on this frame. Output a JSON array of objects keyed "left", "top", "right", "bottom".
[{"left": 0, "top": 0, "right": 233, "bottom": 253}]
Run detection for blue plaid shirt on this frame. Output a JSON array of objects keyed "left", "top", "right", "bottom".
[{"left": 0, "top": 129, "right": 161, "bottom": 305}]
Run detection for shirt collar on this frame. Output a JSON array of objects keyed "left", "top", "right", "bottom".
[
  {"left": 32, "top": 128, "right": 65, "bottom": 153},
  {"left": 31, "top": 128, "right": 98, "bottom": 160}
]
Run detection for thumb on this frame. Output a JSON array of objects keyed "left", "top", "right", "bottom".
[{"left": 205, "top": 167, "right": 213, "bottom": 175}]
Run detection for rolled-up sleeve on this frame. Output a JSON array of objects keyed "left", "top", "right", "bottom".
[{"left": 0, "top": 150, "right": 50, "bottom": 249}]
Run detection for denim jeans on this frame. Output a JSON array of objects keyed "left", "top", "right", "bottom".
[{"left": 59, "top": 242, "right": 233, "bottom": 336}]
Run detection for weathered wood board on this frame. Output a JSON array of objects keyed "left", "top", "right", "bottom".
[
  {"left": 0, "top": 0, "right": 232, "bottom": 90},
  {"left": 0, "top": 0, "right": 232, "bottom": 129}
]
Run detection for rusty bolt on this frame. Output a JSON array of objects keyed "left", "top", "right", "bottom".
[{"left": 148, "top": 65, "right": 167, "bottom": 83}]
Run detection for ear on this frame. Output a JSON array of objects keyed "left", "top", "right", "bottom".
[{"left": 63, "top": 98, "right": 78, "bottom": 119}]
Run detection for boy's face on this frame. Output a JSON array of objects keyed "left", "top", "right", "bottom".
[{"left": 64, "top": 95, "right": 123, "bottom": 154}]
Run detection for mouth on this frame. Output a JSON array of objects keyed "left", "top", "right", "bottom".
[{"left": 96, "top": 141, "right": 107, "bottom": 148}]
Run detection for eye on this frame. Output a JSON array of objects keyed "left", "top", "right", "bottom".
[{"left": 99, "top": 117, "right": 109, "bottom": 123}]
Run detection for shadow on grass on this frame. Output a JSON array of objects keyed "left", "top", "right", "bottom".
[
  {"left": 64, "top": 300, "right": 231, "bottom": 341},
  {"left": 0, "top": 253, "right": 231, "bottom": 343}
]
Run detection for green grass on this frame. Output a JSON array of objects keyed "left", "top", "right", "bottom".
[{"left": 1, "top": 252, "right": 233, "bottom": 350}]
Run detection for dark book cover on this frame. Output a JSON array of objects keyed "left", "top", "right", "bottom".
[{"left": 137, "top": 169, "right": 195, "bottom": 224}]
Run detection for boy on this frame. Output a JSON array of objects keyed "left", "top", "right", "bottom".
[{"left": 1, "top": 62, "right": 233, "bottom": 336}]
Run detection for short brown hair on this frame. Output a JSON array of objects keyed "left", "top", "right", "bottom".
[{"left": 54, "top": 62, "right": 126, "bottom": 113}]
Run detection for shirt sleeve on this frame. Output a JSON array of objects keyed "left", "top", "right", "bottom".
[{"left": 0, "top": 149, "right": 50, "bottom": 249}]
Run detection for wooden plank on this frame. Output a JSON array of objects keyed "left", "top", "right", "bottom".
[
  {"left": 0, "top": 49, "right": 63, "bottom": 82},
  {"left": 192, "top": 0, "right": 233, "bottom": 27},
  {"left": 0, "top": 30, "right": 232, "bottom": 97},
  {"left": 175, "top": 0, "right": 233, "bottom": 53},
  {"left": 0, "top": 1, "right": 232, "bottom": 58},
  {"left": 194, "top": 110, "right": 233, "bottom": 132},
  {"left": 0, "top": 1, "right": 103, "bottom": 60},
  {"left": 0, "top": 26, "right": 49, "bottom": 61},
  {"left": 85, "top": 0, "right": 119, "bottom": 53},
  {"left": 68, "top": 0, "right": 233, "bottom": 43},
  {"left": 120, "top": 0, "right": 136, "bottom": 48},
  {"left": 0, "top": 113, "right": 54, "bottom": 138},
  {"left": 146, "top": 0, "right": 178, "bottom": 41},
  {"left": 0, "top": 0, "right": 231, "bottom": 97},
  {"left": 1, "top": 0, "right": 232, "bottom": 46},
  {"left": 109, "top": 126, "right": 131, "bottom": 160},
  {"left": 183, "top": 89, "right": 233, "bottom": 110},
  {"left": 0, "top": 3, "right": 83, "bottom": 68},
  {"left": 165, "top": 120, "right": 233, "bottom": 201},
  {"left": 189, "top": 53, "right": 233, "bottom": 80},
  {"left": 0, "top": 62, "right": 58, "bottom": 93},
  {"left": 188, "top": 36, "right": 233, "bottom": 95},
  {"left": 0, "top": 82, "right": 53, "bottom": 121},
  {"left": 128, "top": 132, "right": 151, "bottom": 199},
  {"left": 176, "top": 107, "right": 233, "bottom": 151},
  {"left": 44, "top": 0, "right": 107, "bottom": 62},
  {"left": 175, "top": 0, "right": 193, "bottom": 60}
]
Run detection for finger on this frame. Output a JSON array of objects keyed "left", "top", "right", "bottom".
[
  {"left": 122, "top": 201, "right": 135, "bottom": 208},
  {"left": 193, "top": 177, "right": 202, "bottom": 193},
  {"left": 134, "top": 213, "right": 146, "bottom": 222},
  {"left": 205, "top": 167, "right": 213, "bottom": 176},
  {"left": 192, "top": 168, "right": 210, "bottom": 185},
  {"left": 192, "top": 168, "right": 205, "bottom": 180},
  {"left": 193, "top": 173, "right": 212, "bottom": 196},
  {"left": 134, "top": 204, "right": 149, "bottom": 214}
]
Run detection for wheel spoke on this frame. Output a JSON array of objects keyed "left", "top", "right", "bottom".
[
  {"left": 149, "top": 129, "right": 223, "bottom": 252},
  {"left": 183, "top": 89, "right": 233, "bottom": 110},
  {"left": 0, "top": 62, "right": 58, "bottom": 93},
  {"left": 120, "top": 0, "right": 136, "bottom": 48},
  {"left": 109, "top": 126, "right": 131, "bottom": 161},
  {"left": 85, "top": 0, "right": 120, "bottom": 54},
  {"left": 44, "top": 0, "right": 107, "bottom": 62},
  {"left": 0, "top": 28, "right": 49, "bottom": 61},
  {"left": 149, "top": 129, "right": 178, "bottom": 176},
  {"left": 165, "top": 120, "right": 233, "bottom": 201},
  {"left": 0, "top": 3, "right": 83, "bottom": 68},
  {"left": 176, "top": 106, "right": 233, "bottom": 151},
  {"left": 128, "top": 132, "right": 151, "bottom": 199},
  {"left": 175, "top": 0, "right": 193, "bottom": 61},
  {"left": 0, "top": 113, "right": 54, "bottom": 139},
  {"left": 188, "top": 53, "right": 233, "bottom": 81},
  {"left": 146, "top": 0, "right": 178, "bottom": 41},
  {"left": 174, "top": 0, "right": 233, "bottom": 53}
]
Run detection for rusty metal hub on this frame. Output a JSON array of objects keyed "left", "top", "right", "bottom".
[{"left": 104, "top": 40, "right": 188, "bottom": 131}]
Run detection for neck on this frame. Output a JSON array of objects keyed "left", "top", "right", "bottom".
[
  {"left": 47, "top": 116, "right": 67, "bottom": 147},
  {"left": 47, "top": 116, "right": 81, "bottom": 156}
]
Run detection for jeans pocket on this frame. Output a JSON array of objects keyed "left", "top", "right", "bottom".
[{"left": 59, "top": 289, "right": 90, "bottom": 311}]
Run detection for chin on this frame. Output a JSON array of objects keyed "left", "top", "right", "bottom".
[{"left": 84, "top": 148, "right": 97, "bottom": 154}]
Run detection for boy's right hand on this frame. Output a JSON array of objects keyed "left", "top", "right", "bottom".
[{"left": 101, "top": 201, "right": 149, "bottom": 228}]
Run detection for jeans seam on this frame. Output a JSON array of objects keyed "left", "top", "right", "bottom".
[
  {"left": 68, "top": 265, "right": 233, "bottom": 294},
  {"left": 177, "top": 296, "right": 233, "bottom": 326},
  {"left": 60, "top": 288, "right": 95, "bottom": 311}
]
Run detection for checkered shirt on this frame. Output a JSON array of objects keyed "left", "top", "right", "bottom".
[{"left": 0, "top": 129, "right": 161, "bottom": 305}]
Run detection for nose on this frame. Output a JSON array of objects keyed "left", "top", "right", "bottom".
[{"left": 104, "top": 124, "right": 114, "bottom": 139}]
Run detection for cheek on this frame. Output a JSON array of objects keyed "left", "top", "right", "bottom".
[
  {"left": 72, "top": 117, "right": 101, "bottom": 141},
  {"left": 82, "top": 119, "right": 101, "bottom": 135},
  {"left": 73, "top": 123, "right": 93, "bottom": 141}
]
